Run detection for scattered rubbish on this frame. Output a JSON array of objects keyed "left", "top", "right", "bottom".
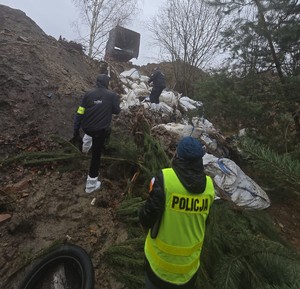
[
  {"left": 46, "top": 92, "right": 54, "bottom": 99},
  {"left": 119, "top": 68, "right": 271, "bottom": 209}
]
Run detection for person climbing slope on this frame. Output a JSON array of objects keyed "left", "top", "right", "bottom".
[{"left": 73, "top": 74, "right": 121, "bottom": 193}]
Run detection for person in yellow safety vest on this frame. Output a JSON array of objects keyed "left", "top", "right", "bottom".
[{"left": 139, "top": 136, "right": 215, "bottom": 289}]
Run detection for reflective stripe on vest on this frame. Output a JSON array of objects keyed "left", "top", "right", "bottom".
[{"left": 145, "top": 168, "right": 215, "bottom": 285}]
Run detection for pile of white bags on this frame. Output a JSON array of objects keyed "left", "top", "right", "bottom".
[{"left": 104, "top": 68, "right": 272, "bottom": 210}]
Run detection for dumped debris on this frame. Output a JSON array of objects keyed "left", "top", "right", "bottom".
[
  {"left": 115, "top": 68, "right": 270, "bottom": 209},
  {"left": 1, "top": 5, "right": 299, "bottom": 289}
]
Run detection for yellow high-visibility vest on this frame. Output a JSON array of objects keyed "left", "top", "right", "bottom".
[{"left": 145, "top": 168, "right": 215, "bottom": 285}]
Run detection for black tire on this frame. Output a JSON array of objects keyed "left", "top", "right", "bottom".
[{"left": 18, "top": 243, "right": 94, "bottom": 289}]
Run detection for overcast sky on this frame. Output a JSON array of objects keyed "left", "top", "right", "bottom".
[{"left": 1, "top": 0, "right": 164, "bottom": 65}]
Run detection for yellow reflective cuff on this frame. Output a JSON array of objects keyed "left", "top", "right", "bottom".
[
  {"left": 147, "top": 239, "right": 199, "bottom": 274},
  {"left": 77, "top": 106, "right": 85, "bottom": 114},
  {"left": 155, "top": 238, "right": 202, "bottom": 256}
]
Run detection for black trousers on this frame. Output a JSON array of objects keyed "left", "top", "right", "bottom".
[
  {"left": 149, "top": 86, "right": 164, "bottom": 104},
  {"left": 85, "top": 129, "right": 106, "bottom": 178}
]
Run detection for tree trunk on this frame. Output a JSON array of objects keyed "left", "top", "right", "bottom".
[
  {"left": 253, "top": 0, "right": 300, "bottom": 135},
  {"left": 253, "top": 0, "right": 285, "bottom": 83}
]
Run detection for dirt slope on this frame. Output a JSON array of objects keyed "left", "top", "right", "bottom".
[
  {"left": 0, "top": 5, "right": 132, "bottom": 289},
  {"left": 0, "top": 4, "right": 299, "bottom": 289},
  {"left": 0, "top": 4, "right": 103, "bottom": 155}
]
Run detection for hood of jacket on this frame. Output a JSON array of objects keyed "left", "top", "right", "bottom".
[
  {"left": 96, "top": 74, "right": 110, "bottom": 89},
  {"left": 171, "top": 155, "right": 206, "bottom": 194}
]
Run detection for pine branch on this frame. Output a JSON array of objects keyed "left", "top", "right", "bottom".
[
  {"left": 111, "top": 271, "right": 144, "bottom": 289},
  {"left": 240, "top": 137, "right": 300, "bottom": 191},
  {"left": 201, "top": 201, "right": 300, "bottom": 289}
]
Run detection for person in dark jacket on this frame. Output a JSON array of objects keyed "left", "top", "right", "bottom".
[
  {"left": 73, "top": 74, "right": 121, "bottom": 193},
  {"left": 148, "top": 67, "right": 166, "bottom": 110},
  {"left": 139, "top": 136, "right": 215, "bottom": 289}
]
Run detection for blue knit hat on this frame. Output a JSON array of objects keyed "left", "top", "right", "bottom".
[{"left": 176, "top": 136, "right": 205, "bottom": 160}]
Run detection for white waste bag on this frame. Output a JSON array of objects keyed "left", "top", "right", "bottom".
[
  {"left": 120, "top": 68, "right": 140, "bottom": 80},
  {"left": 159, "top": 102, "right": 174, "bottom": 114},
  {"left": 82, "top": 134, "right": 92, "bottom": 153},
  {"left": 179, "top": 96, "right": 203, "bottom": 111},
  {"left": 160, "top": 91, "right": 178, "bottom": 107},
  {"left": 120, "top": 90, "right": 140, "bottom": 109},
  {"left": 203, "top": 153, "right": 271, "bottom": 209}
]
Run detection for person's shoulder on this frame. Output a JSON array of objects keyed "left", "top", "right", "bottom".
[
  {"left": 105, "top": 89, "right": 120, "bottom": 99},
  {"left": 83, "top": 88, "right": 96, "bottom": 98}
]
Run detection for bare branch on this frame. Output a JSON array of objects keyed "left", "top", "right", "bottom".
[{"left": 72, "top": 0, "right": 139, "bottom": 59}]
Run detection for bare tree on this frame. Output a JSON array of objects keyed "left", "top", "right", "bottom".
[
  {"left": 72, "top": 0, "right": 139, "bottom": 59},
  {"left": 148, "top": 0, "right": 224, "bottom": 96}
]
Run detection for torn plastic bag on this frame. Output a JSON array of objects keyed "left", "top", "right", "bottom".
[
  {"left": 82, "top": 134, "right": 92, "bottom": 153},
  {"left": 203, "top": 153, "right": 270, "bottom": 210}
]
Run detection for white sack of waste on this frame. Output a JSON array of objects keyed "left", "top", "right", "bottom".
[
  {"left": 133, "top": 89, "right": 149, "bottom": 97},
  {"left": 120, "top": 77, "right": 134, "bottom": 86},
  {"left": 179, "top": 99, "right": 197, "bottom": 111},
  {"left": 122, "top": 86, "right": 129, "bottom": 94},
  {"left": 181, "top": 96, "right": 203, "bottom": 107},
  {"left": 82, "top": 134, "right": 92, "bottom": 153},
  {"left": 203, "top": 153, "right": 271, "bottom": 209},
  {"left": 120, "top": 68, "right": 140, "bottom": 80},
  {"left": 179, "top": 96, "right": 203, "bottom": 111},
  {"left": 159, "top": 102, "right": 174, "bottom": 114},
  {"left": 191, "top": 117, "right": 218, "bottom": 134},
  {"left": 160, "top": 91, "right": 178, "bottom": 107},
  {"left": 131, "top": 82, "right": 148, "bottom": 90},
  {"left": 140, "top": 75, "right": 149, "bottom": 83},
  {"left": 132, "top": 85, "right": 149, "bottom": 97},
  {"left": 201, "top": 134, "right": 218, "bottom": 151},
  {"left": 155, "top": 123, "right": 203, "bottom": 139},
  {"left": 120, "top": 90, "right": 140, "bottom": 109},
  {"left": 156, "top": 122, "right": 221, "bottom": 154}
]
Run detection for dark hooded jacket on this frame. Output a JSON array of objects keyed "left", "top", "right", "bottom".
[
  {"left": 74, "top": 74, "right": 121, "bottom": 135},
  {"left": 148, "top": 69, "right": 166, "bottom": 89},
  {"left": 139, "top": 155, "right": 207, "bottom": 230}
]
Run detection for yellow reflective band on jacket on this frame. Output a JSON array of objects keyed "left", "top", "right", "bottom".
[
  {"left": 145, "top": 168, "right": 215, "bottom": 285},
  {"left": 77, "top": 106, "right": 85, "bottom": 114},
  {"left": 154, "top": 237, "right": 203, "bottom": 256},
  {"left": 146, "top": 237, "right": 200, "bottom": 274}
]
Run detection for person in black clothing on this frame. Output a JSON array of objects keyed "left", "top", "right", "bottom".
[
  {"left": 139, "top": 136, "right": 215, "bottom": 289},
  {"left": 73, "top": 74, "right": 121, "bottom": 193},
  {"left": 148, "top": 67, "right": 166, "bottom": 109}
]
